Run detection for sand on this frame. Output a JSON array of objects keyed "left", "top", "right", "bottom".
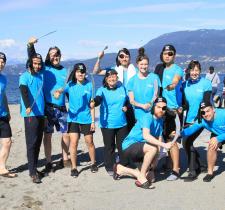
[{"left": 0, "top": 105, "right": 224, "bottom": 210}]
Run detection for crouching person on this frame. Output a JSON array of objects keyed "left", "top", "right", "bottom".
[
  {"left": 19, "top": 53, "right": 45, "bottom": 183},
  {"left": 181, "top": 101, "right": 225, "bottom": 182},
  {"left": 113, "top": 97, "right": 173, "bottom": 189}
]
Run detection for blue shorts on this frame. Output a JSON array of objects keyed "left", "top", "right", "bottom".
[{"left": 44, "top": 103, "right": 68, "bottom": 133}]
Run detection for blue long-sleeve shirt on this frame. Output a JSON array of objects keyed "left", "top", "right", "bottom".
[{"left": 181, "top": 108, "right": 225, "bottom": 143}]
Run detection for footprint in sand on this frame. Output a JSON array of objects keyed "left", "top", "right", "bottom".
[{"left": 21, "top": 195, "right": 43, "bottom": 209}]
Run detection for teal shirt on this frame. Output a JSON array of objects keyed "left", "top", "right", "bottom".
[{"left": 0, "top": 74, "right": 8, "bottom": 117}]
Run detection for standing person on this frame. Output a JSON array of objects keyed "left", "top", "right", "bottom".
[
  {"left": 114, "top": 97, "right": 173, "bottom": 189},
  {"left": 54, "top": 63, "right": 98, "bottom": 177},
  {"left": 181, "top": 101, "right": 225, "bottom": 182},
  {"left": 27, "top": 38, "right": 70, "bottom": 172},
  {"left": 205, "top": 66, "right": 220, "bottom": 99},
  {"left": 182, "top": 60, "right": 212, "bottom": 181},
  {"left": 0, "top": 52, "right": 17, "bottom": 178},
  {"left": 127, "top": 47, "right": 161, "bottom": 121},
  {"left": 93, "top": 48, "right": 136, "bottom": 131},
  {"left": 19, "top": 53, "right": 45, "bottom": 183},
  {"left": 154, "top": 44, "right": 183, "bottom": 181},
  {"left": 91, "top": 69, "right": 128, "bottom": 175}
]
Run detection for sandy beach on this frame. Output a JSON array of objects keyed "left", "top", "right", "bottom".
[{"left": 0, "top": 104, "right": 224, "bottom": 210}]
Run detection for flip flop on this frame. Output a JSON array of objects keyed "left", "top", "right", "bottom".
[
  {"left": 135, "top": 180, "right": 155, "bottom": 189},
  {"left": 0, "top": 172, "right": 18, "bottom": 178},
  {"left": 113, "top": 164, "right": 120, "bottom": 180}
]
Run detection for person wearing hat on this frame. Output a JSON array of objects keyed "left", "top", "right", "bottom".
[
  {"left": 0, "top": 52, "right": 17, "bottom": 178},
  {"left": 154, "top": 44, "right": 184, "bottom": 181},
  {"left": 182, "top": 60, "right": 212, "bottom": 181},
  {"left": 27, "top": 37, "right": 70, "bottom": 173},
  {"left": 181, "top": 101, "right": 225, "bottom": 182},
  {"left": 54, "top": 63, "right": 98, "bottom": 177},
  {"left": 127, "top": 47, "right": 161, "bottom": 122},
  {"left": 90, "top": 69, "right": 129, "bottom": 175},
  {"left": 113, "top": 97, "right": 173, "bottom": 189},
  {"left": 93, "top": 48, "right": 137, "bottom": 132},
  {"left": 205, "top": 66, "right": 220, "bottom": 99},
  {"left": 19, "top": 52, "right": 45, "bottom": 183}
]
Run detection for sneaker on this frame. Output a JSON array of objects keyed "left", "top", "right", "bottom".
[
  {"left": 183, "top": 172, "right": 197, "bottom": 182},
  {"left": 71, "top": 169, "right": 79, "bottom": 178},
  {"left": 90, "top": 163, "right": 98, "bottom": 173},
  {"left": 106, "top": 170, "right": 114, "bottom": 176},
  {"left": 203, "top": 174, "right": 214, "bottom": 182},
  {"left": 45, "top": 162, "right": 52, "bottom": 173},
  {"left": 31, "top": 175, "right": 42, "bottom": 184},
  {"left": 166, "top": 170, "right": 180, "bottom": 181}
]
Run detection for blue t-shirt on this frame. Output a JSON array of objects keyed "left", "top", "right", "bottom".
[
  {"left": 183, "top": 77, "right": 212, "bottom": 123},
  {"left": 64, "top": 80, "right": 92, "bottom": 124},
  {"left": 122, "top": 113, "right": 163, "bottom": 150},
  {"left": 96, "top": 83, "right": 127, "bottom": 128},
  {"left": 181, "top": 109, "right": 225, "bottom": 143},
  {"left": 43, "top": 65, "right": 68, "bottom": 106},
  {"left": 19, "top": 71, "right": 44, "bottom": 117},
  {"left": 0, "top": 73, "right": 8, "bottom": 117},
  {"left": 127, "top": 73, "right": 161, "bottom": 120},
  {"left": 162, "top": 64, "right": 184, "bottom": 109}
]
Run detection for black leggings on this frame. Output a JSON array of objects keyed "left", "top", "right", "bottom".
[
  {"left": 101, "top": 126, "right": 128, "bottom": 171},
  {"left": 182, "top": 123, "right": 204, "bottom": 172}
]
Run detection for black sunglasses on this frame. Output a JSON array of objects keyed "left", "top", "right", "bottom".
[
  {"left": 201, "top": 111, "right": 206, "bottom": 116},
  {"left": 163, "top": 52, "right": 174, "bottom": 56},
  {"left": 118, "top": 54, "right": 129, "bottom": 59}
]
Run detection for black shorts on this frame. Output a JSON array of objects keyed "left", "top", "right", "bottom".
[
  {"left": 68, "top": 122, "right": 94, "bottom": 136},
  {"left": 124, "top": 142, "right": 145, "bottom": 163},
  {"left": 0, "top": 117, "right": 12, "bottom": 138}
]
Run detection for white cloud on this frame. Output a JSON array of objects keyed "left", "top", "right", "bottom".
[{"left": 0, "top": 39, "right": 16, "bottom": 48}]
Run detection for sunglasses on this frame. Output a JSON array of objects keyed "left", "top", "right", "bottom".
[
  {"left": 118, "top": 54, "right": 129, "bottom": 59},
  {"left": 163, "top": 52, "right": 174, "bottom": 56},
  {"left": 156, "top": 105, "right": 167, "bottom": 111}
]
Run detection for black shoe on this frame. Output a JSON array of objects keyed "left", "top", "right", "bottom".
[
  {"left": 71, "top": 169, "right": 79, "bottom": 178},
  {"left": 36, "top": 170, "right": 45, "bottom": 178},
  {"left": 31, "top": 175, "right": 42, "bottom": 184},
  {"left": 183, "top": 172, "right": 197, "bottom": 182},
  {"left": 90, "top": 163, "right": 98, "bottom": 173},
  {"left": 45, "top": 162, "right": 52, "bottom": 173},
  {"left": 203, "top": 174, "right": 214, "bottom": 182}
]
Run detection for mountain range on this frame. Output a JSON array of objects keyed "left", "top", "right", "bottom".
[{"left": 4, "top": 29, "right": 225, "bottom": 75}]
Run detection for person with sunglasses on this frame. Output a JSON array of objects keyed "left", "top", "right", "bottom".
[
  {"left": 54, "top": 63, "right": 98, "bottom": 177},
  {"left": 113, "top": 97, "right": 173, "bottom": 189},
  {"left": 154, "top": 44, "right": 184, "bottom": 181},
  {"left": 181, "top": 60, "right": 212, "bottom": 181},
  {"left": 127, "top": 47, "right": 161, "bottom": 121},
  {"left": 93, "top": 48, "right": 137, "bottom": 131},
  {"left": 0, "top": 52, "right": 17, "bottom": 178},
  {"left": 181, "top": 101, "right": 225, "bottom": 182},
  {"left": 90, "top": 69, "right": 129, "bottom": 176},
  {"left": 27, "top": 37, "right": 70, "bottom": 173}
]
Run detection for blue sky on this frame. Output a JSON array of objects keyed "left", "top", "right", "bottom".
[{"left": 1, "top": 0, "right": 225, "bottom": 62}]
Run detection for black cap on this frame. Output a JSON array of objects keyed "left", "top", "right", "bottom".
[
  {"left": 73, "top": 63, "right": 86, "bottom": 73},
  {"left": 209, "top": 66, "right": 214, "bottom": 71},
  {"left": 31, "top": 53, "right": 42, "bottom": 60},
  {"left": 200, "top": 101, "right": 212, "bottom": 109},
  {"left": 105, "top": 69, "right": 118, "bottom": 77},
  {"left": 0, "top": 52, "right": 6, "bottom": 62},
  {"left": 162, "top": 44, "right": 176, "bottom": 54},
  {"left": 154, "top": 97, "right": 167, "bottom": 104}
]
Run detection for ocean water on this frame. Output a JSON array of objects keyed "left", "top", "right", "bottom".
[{"left": 5, "top": 74, "right": 225, "bottom": 104}]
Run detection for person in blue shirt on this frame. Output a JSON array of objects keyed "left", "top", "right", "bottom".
[
  {"left": 113, "top": 97, "right": 173, "bottom": 189},
  {"left": 91, "top": 69, "right": 129, "bottom": 175},
  {"left": 93, "top": 48, "right": 137, "bottom": 132},
  {"left": 181, "top": 101, "right": 225, "bottom": 182},
  {"left": 27, "top": 37, "right": 70, "bottom": 173},
  {"left": 182, "top": 60, "right": 212, "bottom": 181},
  {"left": 127, "top": 47, "right": 161, "bottom": 121},
  {"left": 154, "top": 44, "right": 184, "bottom": 181},
  {"left": 54, "top": 63, "right": 98, "bottom": 177},
  {"left": 19, "top": 53, "right": 45, "bottom": 184},
  {"left": 0, "top": 52, "right": 17, "bottom": 178}
]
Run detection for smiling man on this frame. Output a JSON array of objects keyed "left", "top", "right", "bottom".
[{"left": 181, "top": 101, "right": 225, "bottom": 182}]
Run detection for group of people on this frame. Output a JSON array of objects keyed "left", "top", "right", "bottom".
[{"left": 0, "top": 38, "right": 224, "bottom": 189}]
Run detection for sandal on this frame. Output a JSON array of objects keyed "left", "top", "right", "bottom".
[
  {"left": 113, "top": 164, "right": 120, "bottom": 180},
  {"left": 135, "top": 180, "right": 155, "bottom": 189},
  {"left": 0, "top": 172, "right": 18, "bottom": 178}
]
